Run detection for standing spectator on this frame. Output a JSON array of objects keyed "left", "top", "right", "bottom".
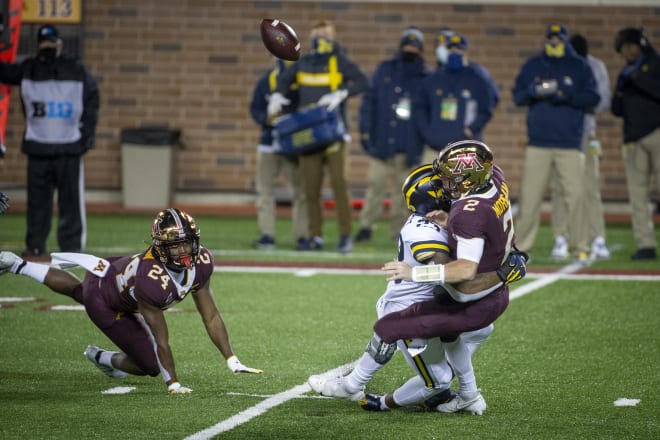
[
  {"left": 512, "top": 23, "right": 600, "bottom": 260},
  {"left": 550, "top": 34, "right": 612, "bottom": 260},
  {"left": 354, "top": 27, "right": 430, "bottom": 244},
  {"left": 434, "top": 27, "right": 500, "bottom": 109},
  {"left": 611, "top": 27, "right": 660, "bottom": 260},
  {"left": 0, "top": 24, "right": 99, "bottom": 257},
  {"left": 249, "top": 58, "right": 308, "bottom": 251},
  {"left": 415, "top": 33, "right": 497, "bottom": 164},
  {"left": 268, "top": 19, "right": 368, "bottom": 253}
]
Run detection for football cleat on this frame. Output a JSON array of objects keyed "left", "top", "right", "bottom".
[
  {"left": 84, "top": 345, "right": 128, "bottom": 379},
  {"left": 0, "top": 251, "right": 22, "bottom": 275},
  {"left": 434, "top": 392, "right": 487, "bottom": 415},
  {"left": 550, "top": 236, "right": 568, "bottom": 260},
  {"left": 359, "top": 393, "right": 388, "bottom": 411},
  {"left": 308, "top": 374, "right": 365, "bottom": 402}
]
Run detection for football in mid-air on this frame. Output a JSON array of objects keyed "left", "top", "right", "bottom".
[{"left": 260, "top": 18, "right": 301, "bottom": 61}]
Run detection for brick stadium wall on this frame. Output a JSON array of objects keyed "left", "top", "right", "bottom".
[{"left": 1, "top": 1, "right": 658, "bottom": 203}]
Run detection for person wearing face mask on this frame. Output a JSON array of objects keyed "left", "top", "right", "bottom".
[
  {"left": 249, "top": 57, "right": 309, "bottom": 251},
  {"left": 268, "top": 20, "right": 368, "bottom": 254},
  {"left": 0, "top": 24, "right": 99, "bottom": 258},
  {"left": 435, "top": 28, "right": 500, "bottom": 111},
  {"left": 353, "top": 27, "right": 431, "bottom": 244},
  {"left": 415, "top": 33, "right": 497, "bottom": 164},
  {"left": 611, "top": 27, "right": 660, "bottom": 260},
  {"left": 512, "top": 24, "right": 600, "bottom": 261}
]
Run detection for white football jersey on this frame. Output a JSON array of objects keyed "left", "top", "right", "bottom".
[{"left": 378, "top": 214, "right": 449, "bottom": 314}]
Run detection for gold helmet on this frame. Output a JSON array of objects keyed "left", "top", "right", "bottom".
[
  {"left": 433, "top": 139, "right": 493, "bottom": 199},
  {"left": 151, "top": 208, "right": 200, "bottom": 270},
  {"left": 401, "top": 164, "right": 451, "bottom": 216}
]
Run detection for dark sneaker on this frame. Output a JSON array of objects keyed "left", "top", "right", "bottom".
[
  {"left": 308, "top": 236, "right": 323, "bottom": 251},
  {"left": 295, "top": 237, "right": 309, "bottom": 251},
  {"left": 252, "top": 235, "right": 275, "bottom": 250},
  {"left": 359, "top": 393, "right": 388, "bottom": 411},
  {"left": 337, "top": 235, "right": 353, "bottom": 254},
  {"left": 631, "top": 248, "right": 656, "bottom": 260},
  {"left": 354, "top": 227, "right": 372, "bottom": 243},
  {"left": 423, "top": 388, "right": 454, "bottom": 409}
]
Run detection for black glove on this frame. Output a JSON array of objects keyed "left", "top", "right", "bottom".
[
  {"left": 0, "top": 192, "right": 9, "bottom": 214},
  {"left": 496, "top": 250, "right": 529, "bottom": 285}
]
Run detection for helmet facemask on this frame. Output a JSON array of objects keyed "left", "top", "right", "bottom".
[
  {"left": 402, "top": 164, "right": 451, "bottom": 216},
  {"left": 151, "top": 209, "right": 201, "bottom": 271}
]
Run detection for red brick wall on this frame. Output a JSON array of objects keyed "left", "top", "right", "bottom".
[{"left": 2, "top": 1, "right": 658, "bottom": 202}]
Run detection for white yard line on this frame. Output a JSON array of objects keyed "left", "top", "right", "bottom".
[
  {"left": 182, "top": 362, "right": 355, "bottom": 440},
  {"left": 186, "top": 262, "right": 604, "bottom": 439}
]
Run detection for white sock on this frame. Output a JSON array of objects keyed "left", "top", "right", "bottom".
[
  {"left": 392, "top": 375, "right": 439, "bottom": 406},
  {"left": 16, "top": 261, "right": 49, "bottom": 283},
  {"left": 344, "top": 352, "right": 383, "bottom": 393},
  {"left": 444, "top": 338, "right": 478, "bottom": 398},
  {"left": 379, "top": 395, "right": 390, "bottom": 410}
]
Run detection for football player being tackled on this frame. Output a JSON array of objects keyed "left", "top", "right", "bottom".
[
  {"left": 308, "top": 141, "right": 526, "bottom": 414},
  {"left": 0, "top": 208, "right": 262, "bottom": 394}
]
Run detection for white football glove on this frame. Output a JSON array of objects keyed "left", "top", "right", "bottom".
[
  {"left": 317, "top": 89, "right": 348, "bottom": 111},
  {"left": 227, "top": 355, "right": 263, "bottom": 374},
  {"left": 267, "top": 92, "right": 291, "bottom": 118},
  {"left": 167, "top": 381, "right": 192, "bottom": 394}
]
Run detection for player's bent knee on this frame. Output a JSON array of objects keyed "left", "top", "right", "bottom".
[{"left": 365, "top": 333, "right": 397, "bottom": 365}]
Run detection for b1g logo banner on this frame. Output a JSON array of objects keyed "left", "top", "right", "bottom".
[{"left": 31, "top": 100, "right": 74, "bottom": 118}]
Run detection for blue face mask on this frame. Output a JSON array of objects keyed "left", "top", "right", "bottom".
[{"left": 447, "top": 53, "right": 464, "bottom": 72}]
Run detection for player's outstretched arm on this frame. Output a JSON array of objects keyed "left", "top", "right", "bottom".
[{"left": 193, "top": 281, "right": 263, "bottom": 374}]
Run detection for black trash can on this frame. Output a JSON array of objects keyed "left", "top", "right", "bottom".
[{"left": 120, "top": 128, "right": 181, "bottom": 209}]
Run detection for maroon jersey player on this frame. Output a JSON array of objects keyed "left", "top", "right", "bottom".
[
  {"left": 0, "top": 208, "right": 262, "bottom": 394},
  {"left": 380, "top": 140, "right": 522, "bottom": 413}
]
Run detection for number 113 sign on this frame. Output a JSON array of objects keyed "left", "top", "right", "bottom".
[{"left": 22, "top": 0, "right": 81, "bottom": 24}]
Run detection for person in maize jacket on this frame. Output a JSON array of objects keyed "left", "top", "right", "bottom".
[
  {"left": 0, "top": 24, "right": 99, "bottom": 257},
  {"left": 268, "top": 19, "right": 369, "bottom": 254}
]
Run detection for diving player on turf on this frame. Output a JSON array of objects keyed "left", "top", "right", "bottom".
[{"left": 0, "top": 208, "right": 262, "bottom": 394}]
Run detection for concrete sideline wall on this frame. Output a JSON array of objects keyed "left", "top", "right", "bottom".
[{"left": 1, "top": 1, "right": 658, "bottom": 204}]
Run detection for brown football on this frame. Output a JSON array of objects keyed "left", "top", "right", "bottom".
[{"left": 260, "top": 18, "right": 301, "bottom": 61}]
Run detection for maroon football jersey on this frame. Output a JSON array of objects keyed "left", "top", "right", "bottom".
[
  {"left": 446, "top": 165, "right": 514, "bottom": 273},
  {"left": 95, "top": 246, "right": 215, "bottom": 314}
]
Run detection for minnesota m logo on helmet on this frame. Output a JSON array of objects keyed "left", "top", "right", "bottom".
[
  {"left": 451, "top": 152, "right": 485, "bottom": 174},
  {"left": 434, "top": 139, "right": 494, "bottom": 199}
]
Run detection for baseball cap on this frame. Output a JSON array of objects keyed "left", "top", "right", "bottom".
[
  {"left": 546, "top": 23, "right": 568, "bottom": 40},
  {"left": 400, "top": 27, "right": 424, "bottom": 51},
  {"left": 37, "top": 24, "right": 59, "bottom": 43},
  {"left": 446, "top": 33, "right": 468, "bottom": 50}
]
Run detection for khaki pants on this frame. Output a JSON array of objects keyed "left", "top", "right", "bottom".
[
  {"left": 255, "top": 150, "right": 308, "bottom": 240},
  {"left": 622, "top": 127, "right": 660, "bottom": 250},
  {"left": 422, "top": 147, "right": 441, "bottom": 165},
  {"left": 515, "top": 146, "right": 587, "bottom": 255},
  {"left": 300, "top": 141, "right": 352, "bottom": 238},
  {"left": 551, "top": 140, "right": 605, "bottom": 243},
  {"left": 358, "top": 154, "right": 411, "bottom": 238}
]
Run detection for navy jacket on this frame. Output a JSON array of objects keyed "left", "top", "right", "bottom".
[
  {"left": 512, "top": 45, "right": 600, "bottom": 149},
  {"left": 414, "top": 64, "right": 496, "bottom": 151},
  {"left": 611, "top": 48, "right": 660, "bottom": 143},
  {"left": 249, "top": 69, "right": 298, "bottom": 147},
  {"left": 359, "top": 54, "right": 430, "bottom": 166}
]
